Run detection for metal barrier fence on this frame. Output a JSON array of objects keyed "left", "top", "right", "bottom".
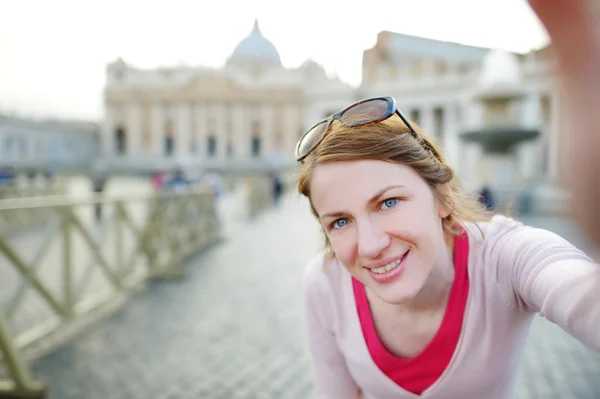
[
  {"left": 0, "top": 188, "right": 221, "bottom": 398},
  {"left": 0, "top": 178, "right": 68, "bottom": 235}
]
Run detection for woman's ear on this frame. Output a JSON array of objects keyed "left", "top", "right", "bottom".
[{"left": 437, "top": 182, "right": 453, "bottom": 219}]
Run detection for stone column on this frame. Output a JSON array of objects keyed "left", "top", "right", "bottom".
[
  {"left": 521, "top": 92, "right": 541, "bottom": 129},
  {"left": 214, "top": 104, "right": 227, "bottom": 160},
  {"left": 231, "top": 104, "right": 249, "bottom": 159},
  {"left": 150, "top": 103, "right": 164, "bottom": 156},
  {"left": 126, "top": 103, "right": 142, "bottom": 156},
  {"left": 248, "top": 105, "right": 263, "bottom": 158},
  {"left": 464, "top": 142, "right": 483, "bottom": 191},
  {"left": 419, "top": 105, "right": 435, "bottom": 137},
  {"left": 194, "top": 104, "right": 207, "bottom": 157},
  {"left": 442, "top": 104, "right": 460, "bottom": 171},
  {"left": 519, "top": 92, "right": 542, "bottom": 182},
  {"left": 516, "top": 141, "right": 540, "bottom": 184},
  {"left": 261, "top": 104, "right": 275, "bottom": 158},
  {"left": 176, "top": 103, "right": 192, "bottom": 156},
  {"left": 465, "top": 100, "right": 484, "bottom": 130},
  {"left": 283, "top": 104, "right": 301, "bottom": 161}
]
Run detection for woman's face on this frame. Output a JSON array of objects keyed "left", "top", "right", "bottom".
[{"left": 310, "top": 159, "right": 450, "bottom": 304}]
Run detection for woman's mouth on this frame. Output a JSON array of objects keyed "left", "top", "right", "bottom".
[{"left": 366, "top": 250, "right": 410, "bottom": 283}]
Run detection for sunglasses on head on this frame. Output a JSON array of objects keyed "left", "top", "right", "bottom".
[{"left": 295, "top": 96, "right": 427, "bottom": 162}]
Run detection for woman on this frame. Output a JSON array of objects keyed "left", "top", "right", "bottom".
[{"left": 295, "top": 97, "right": 600, "bottom": 398}]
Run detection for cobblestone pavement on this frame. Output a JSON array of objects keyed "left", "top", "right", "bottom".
[{"left": 27, "top": 194, "right": 600, "bottom": 398}]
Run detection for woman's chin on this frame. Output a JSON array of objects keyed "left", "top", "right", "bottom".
[{"left": 369, "top": 279, "right": 424, "bottom": 305}]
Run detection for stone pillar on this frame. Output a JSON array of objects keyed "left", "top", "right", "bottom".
[
  {"left": 176, "top": 103, "right": 192, "bottom": 156},
  {"left": 248, "top": 105, "right": 263, "bottom": 158},
  {"left": 126, "top": 103, "right": 142, "bottom": 156},
  {"left": 283, "top": 104, "right": 301, "bottom": 161},
  {"left": 231, "top": 104, "right": 249, "bottom": 159},
  {"left": 194, "top": 104, "right": 207, "bottom": 157},
  {"left": 261, "top": 104, "right": 275, "bottom": 158},
  {"left": 519, "top": 92, "right": 542, "bottom": 182},
  {"left": 521, "top": 92, "right": 541, "bottom": 129},
  {"left": 464, "top": 142, "right": 483, "bottom": 191},
  {"left": 150, "top": 103, "right": 164, "bottom": 156},
  {"left": 419, "top": 105, "right": 435, "bottom": 137},
  {"left": 214, "top": 104, "right": 227, "bottom": 160},
  {"left": 516, "top": 141, "right": 541, "bottom": 184},
  {"left": 465, "top": 100, "right": 484, "bottom": 130},
  {"left": 442, "top": 104, "right": 460, "bottom": 171},
  {"left": 229, "top": 104, "right": 241, "bottom": 158}
]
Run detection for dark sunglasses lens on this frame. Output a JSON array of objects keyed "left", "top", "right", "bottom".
[
  {"left": 341, "top": 99, "right": 389, "bottom": 126},
  {"left": 297, "top": 121, "right": 328, "bottom": 158}
]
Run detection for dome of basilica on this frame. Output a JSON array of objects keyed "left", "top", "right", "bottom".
[{"left": 227, "top": 20, "right": 282, "bottom": 68}]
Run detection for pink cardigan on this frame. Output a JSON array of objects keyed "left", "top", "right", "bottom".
[{"left": 303, "top": 216, "right": 600, "bottom": 399}]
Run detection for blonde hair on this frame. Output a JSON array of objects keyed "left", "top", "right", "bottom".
[{"left": 297, "top": 116, "right": 491, "bottom": 253}]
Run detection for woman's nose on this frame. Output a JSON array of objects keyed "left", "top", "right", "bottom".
[{"left": 357, "top": 219, "right": 390, "bottom": 259}]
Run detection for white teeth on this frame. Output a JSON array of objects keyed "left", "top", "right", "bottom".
[
  {"left": 368, "top": 251, "right": 409, "bottom": 274},
  {"left": 371, "top": 259, "right": 401, "bottom": 274}
]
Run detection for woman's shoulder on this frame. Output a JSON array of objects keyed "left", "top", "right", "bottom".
[
  {"left": 468, "top": 214, "right": 575, "bottom": 243},
  {"left": 465, "top": 214, "right": 524, "bottom": 240},
  {"left": 465, "top": 214, "right": 587, "bottom": 263},
  {"left": 463, "top": 215, "right": 528, "bottom": 261}
]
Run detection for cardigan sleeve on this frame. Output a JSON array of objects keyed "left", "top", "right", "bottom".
[
  {"left": 490, "top": 216, "right": 600, "bottom": 350},
  {"left": 303, "top": 254, "right": 362, "bottom": 399}
]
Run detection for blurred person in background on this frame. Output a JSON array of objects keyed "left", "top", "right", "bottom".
[
  {"left": 150, "top": 171, "right": 166, "bottom": 192},
  {"left": 0, "top": 168, "right": 16, "bottom": 188},
  {"left": 271, "top": 172, "right": 284, "bottom": 206},
  {"left": 167, "top": 169, "right": 188, "bottom": 193},
  {"left": 529, "top": 0, "right": 600, "bottom": 247},
  {"left": 477, "top": 185, "right": 496, "bottom": 211},
  {"left": 202, "top": 169, "right": 225, "bottom": 199},
  {"left": 295, "top": 96, "right": 599, "bottom": 398}
]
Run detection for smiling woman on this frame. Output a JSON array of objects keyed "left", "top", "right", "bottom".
[{"left": 295, "top": 96, "right": 600, "bottom": 399}]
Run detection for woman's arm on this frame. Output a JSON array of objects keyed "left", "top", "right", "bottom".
[
  {"left": 528, "top": 0, "right": 600, "bottom": 246},
  {"left": 494, "top": 220, "right": 600, "bottom": 349},
  {"left": 303, "top": 256, "right": 362, "bottom": 398}
]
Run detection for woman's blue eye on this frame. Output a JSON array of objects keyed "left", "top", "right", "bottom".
[
  {"left": 332, "top": 218, "right": 349, "bottom": 229},
  {"left": 381, "top": 198, "right": 399, "bottom": 209}
]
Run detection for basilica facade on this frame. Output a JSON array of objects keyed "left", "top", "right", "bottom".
[{"left": 100, "top": 20, "right": 353, "bottom": 172}]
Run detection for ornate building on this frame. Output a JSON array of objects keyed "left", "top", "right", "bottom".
[{"left": 100, "top": 20, "right": 354, "bottom": 172}]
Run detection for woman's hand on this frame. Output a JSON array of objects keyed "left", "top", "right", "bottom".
[{"left": 528, "top": 0, "right": 600, "bottom": 246}]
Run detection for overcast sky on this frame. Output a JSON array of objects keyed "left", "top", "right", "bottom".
[{"left": 0, "top": 0, "right": 548, "bottom": 120}]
